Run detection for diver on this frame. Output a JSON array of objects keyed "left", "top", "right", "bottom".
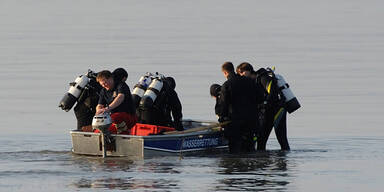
[
  {"left": 217, "top": 62, "right": 264, "bottom": 153},
  {"left": 73, "top": 73, "right": 102, "bottom": 132},
  {"left": 58, "top": 70, "right": 102, "bottom": 132},
  {"left": 137, "top": 75, "right": 184, "bottom": 131},
  {"left": 237, "top": 62, "right": 300, "bottom": 150},
  {"left": 210, "top": 83, "right": 222, "bottom": 118}
]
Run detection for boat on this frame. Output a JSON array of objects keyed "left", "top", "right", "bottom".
[
  {"left": 59, "top": 71, "right": 229, "bottom": 158},
  {"left": 70, "top": 119, "right": 228, "bottom": 158}
]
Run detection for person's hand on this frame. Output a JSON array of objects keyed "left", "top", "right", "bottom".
[{"left": 96, "top": 107, "right": 109, "bottom": 115}]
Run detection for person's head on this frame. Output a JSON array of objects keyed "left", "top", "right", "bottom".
[
  {"left": 96, "top": 70, "right": 114, "bottom": 90},
  {"left": 113, "top": 68, "right": 128, "bottom": 82},
  {"left": 237, "top": 62, "right": 254, "bottom": 77},
  {"left": 235, "top": 64, "right": 242, "bottom": 75},
  {"left": 210, "top": 84, "right": 221, "bottom": 98},
  {"left": 221, "top": 62, "right": 235, "bottom": 79},
  {"left": 165, "top": 77, "right": 176, "bottom": 90}
]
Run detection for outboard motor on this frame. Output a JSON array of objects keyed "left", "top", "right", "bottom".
[
  {"left": 273, "top": 70, "right": 301, "bottom": 114},
  {"left": 92, "top": 113, "right": 113, "bottom": 158},
  {"left": 139, "top": 74, "right": 164, "bottom": 109},
  {"left": 92, "top": 113, "right": 112, "bottom": 133},
  {"left": 59, "top": 73, "right": 90, "bottom": 112},
  {"left": 132, "top": 72, "right": 153, "bottom": 108}
]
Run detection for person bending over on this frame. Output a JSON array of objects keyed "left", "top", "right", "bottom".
[
  {"left": 137, "top": 76, "right": 184, "bottom": 131},
  {"left": 237, "top": 62, "right": 290, "bottom": 150},
  {"left": 96, "top": 70, "right": 137, "bottom": 134}
]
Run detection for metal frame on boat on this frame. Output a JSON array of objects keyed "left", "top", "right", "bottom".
[{"left": 70, "top": 120, "right": 228, "bottom": 158}]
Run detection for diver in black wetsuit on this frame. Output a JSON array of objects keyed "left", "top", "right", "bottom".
[
  {"left": 73, "top": 72, "right": 102, "bottom": 131},
  {"left": 137, "top": 76, "right": 184, "bottom": 131},
  {"left": 237, "top": 62, "right": 290, "bottom": 150},
  {"left": 217, "top": 62, "right": 264, "bottom": 153},
  {"left": 210, "top": 83, "right": 222, "bottom": 118}
]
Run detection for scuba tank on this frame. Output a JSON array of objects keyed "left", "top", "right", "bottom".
[
  {"left": 139, "top": 73, "right": 164, "bottom": 109},
  {"left": 131, "top": 72, "right": 153, "bottom": 108},
  {"left": 264, "top": 67, "right": 300, "bottom": 114},
  {"left": 274, "top": 73, "right": 301, "bottom": 113},
  {"left": 72, "top": 70, "right": 100, "bottom": 130},
  {"left": 59, "top": 72, "right": 91, "bottom": 112}
]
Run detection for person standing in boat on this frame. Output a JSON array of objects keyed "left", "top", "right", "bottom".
[
  {"left": 217, "top": 62, "right": 264, "bottom": 153},
  {"left": 237, "top": 62, "right": 291, "bottom": 150},
  {"left": 137, "top": 76, "right": 184, "bottom": 131},
  {"left": 96, "top": 70, "right": 137, "bottom": 134}
]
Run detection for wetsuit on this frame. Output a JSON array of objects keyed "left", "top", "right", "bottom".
[
  {"left": 257, "top": 106, "right": 290, "bottom": 150},
  {"left": 218, "top": 73, "right": 264, "bottom": 153},
  {"left": 254, "top": 68, "right": 290, "bottom": 150},
  {"left": 164, "top": 86, "right": 184, "bottom": 131},
  {"left": 138, "top": 80, "right": 184, "bottom": 131},
  {"left": 74, "top": 79, "right": 101, "bottom": 130}
]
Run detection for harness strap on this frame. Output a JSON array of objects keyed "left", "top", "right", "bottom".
[
  {"left": 267, "top": 80, "right": 272, "bottom": 94},
  {"left": 75, "top": 85, "right": 85, "bottom": 92},
  {"left": 278, "top": 83, "right": 289, "bottom": 91},
  {"left": 147, "top": 87, "right": 160, "bottom": 95},
  {"left": 134, "top": 83, "right": 147, "bottom": 90},
  {"left": 273, "top": 107, "right": 285, "bottom": 128}
]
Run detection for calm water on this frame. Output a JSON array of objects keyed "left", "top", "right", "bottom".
[{"left": 1, "top": 0, "right": 384, "bottom": 191}]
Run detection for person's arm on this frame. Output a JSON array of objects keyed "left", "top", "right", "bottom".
[
  {"left": 106, "top": 93, "right": 125, "bottom": 112},
  {"left": 215, "top": 97, "right": 222, "bottom": 116},
  {"left": 96, "top": 93, "right": 124, "bottom": 114},
  {"left": 218, "top": 82, "right": 230, "bottom": 122},
  {"left": 168, "top": 91, "right": 183, "bottom": 130},
  {"left": 96, "top": 90, "right": 106, "bottom": 115}
]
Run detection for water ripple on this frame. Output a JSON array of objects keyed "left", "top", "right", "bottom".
[{"left": 71, "top": 177, "right": 180, "bottom": 190}]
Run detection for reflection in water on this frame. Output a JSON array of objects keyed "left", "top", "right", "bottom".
[
  {"left": 72, "top": 177, "right": 178, "bottom": 190},
  {"left": 69, "top": 155, "right": 135, "bottom": 172},
  {"left": 68, "top": 151, "right": 295, "bottom": 191},
  {"left": 215, "top": 151, "right": 293, "bottom": 191},
  {"left": 70, "top": 155, "right": 181, "bottom": 190}
]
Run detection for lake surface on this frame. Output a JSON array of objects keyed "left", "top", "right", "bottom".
[{"left": 1, "top": 0, "right": 383, "bottom": 191}]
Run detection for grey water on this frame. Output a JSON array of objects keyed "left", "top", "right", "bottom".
[{"left": 1, "top": 0, "right": 384, "bottom": 191}]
